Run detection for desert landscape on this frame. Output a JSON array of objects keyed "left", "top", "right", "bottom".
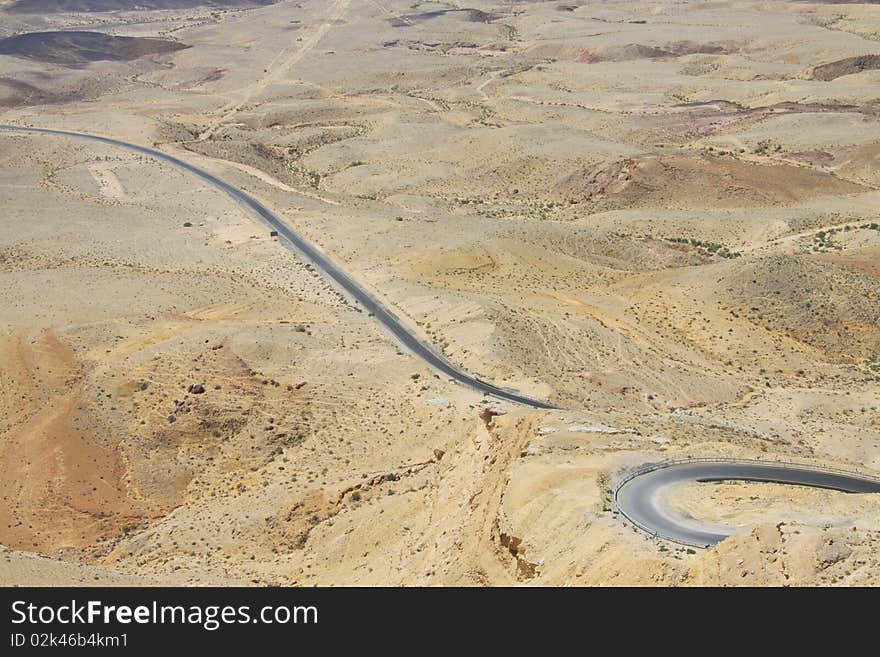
[{"left": 1, "top": 0, "right": 880, "bottom": 587}]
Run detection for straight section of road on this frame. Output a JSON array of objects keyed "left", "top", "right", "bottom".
[{"left": 0, "top": 124, "right": 557, "bottom": 409}]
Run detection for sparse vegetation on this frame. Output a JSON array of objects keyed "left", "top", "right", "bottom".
[
  {"left": 812, "top": 223, "right": 880, "bottom": 253},
  {"left": 665, "top": 237, "right": 742, "bottom": 258},
  {"left": 2, "top": 0, "right": 879, "bottom": 590}
]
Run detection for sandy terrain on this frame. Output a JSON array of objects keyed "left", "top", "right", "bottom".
[{"left": 1, "top": 0, "right": 879, "bottom": 586}]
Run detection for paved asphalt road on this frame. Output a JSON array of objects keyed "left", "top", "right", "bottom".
[
  {"left": 0, "top": 124, "right": 556, "bottom": 409},
  {"left": 9, "top": 126, "right": 880, "bottom": 544},
  {"left": 614, "top": 461, "right": 880, "bottom": 547}
]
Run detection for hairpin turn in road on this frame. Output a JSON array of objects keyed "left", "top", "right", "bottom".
[{"left": 614, "top": 460, "right": 880, "bottom": 547}]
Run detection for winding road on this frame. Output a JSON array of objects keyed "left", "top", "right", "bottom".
[
  {"left": 0, "top": 124, "right": 556, "bottom": 409},
  {"left": 614, "top": 460, "right": 880, "bottom": 547},
  {"left": 9, "top": 126, "right": 880, "bottom": 546}
]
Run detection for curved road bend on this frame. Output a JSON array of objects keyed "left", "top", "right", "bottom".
[
  {"left": 0, "top": 124, "right": 556, "bottom": 409},
  {"left": 614, "top": 460, "right": 880, "bottom": 547}
]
